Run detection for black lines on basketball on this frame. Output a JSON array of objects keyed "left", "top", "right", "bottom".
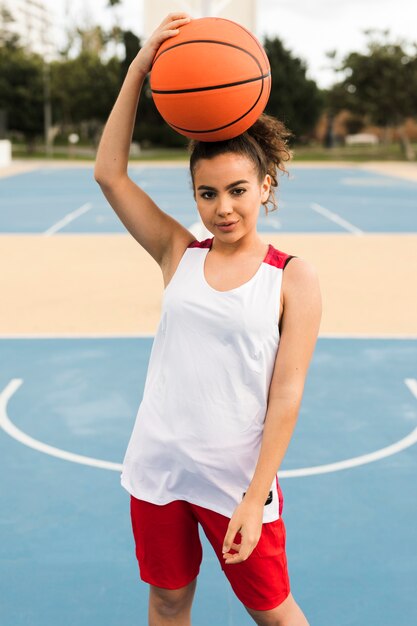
[{"left": 151, "top": 72, "right": 270, "bottom": 95}]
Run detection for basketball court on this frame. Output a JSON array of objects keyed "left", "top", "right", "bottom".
[
  {"left": 1, "top": 158, "right": 417, "bottom": 625},
  {"left": 1, "top": 0, "right": 417, "bottom": 624}
]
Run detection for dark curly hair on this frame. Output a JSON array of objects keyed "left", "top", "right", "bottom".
[{"left": 188, "top": 113, "right": 293, "bottom": 214}]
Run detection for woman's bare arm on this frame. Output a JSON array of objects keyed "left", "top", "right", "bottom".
[
  {"left": 243, "top": 258, "right": 322, "bottom": 506},
  {"left": 221, "top": 258, "right": 322, "bottom": 564},
  {"left": 94, "top": 13, "right": 194, "bottom": 266}
]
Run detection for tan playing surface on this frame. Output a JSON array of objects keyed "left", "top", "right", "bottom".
[{"left": 1, "top": 161, "right": 416, "bottom": 337}]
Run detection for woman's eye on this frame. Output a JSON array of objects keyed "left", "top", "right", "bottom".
[{"left": 199, "top": 188, "right": 245, "bottom": 199}]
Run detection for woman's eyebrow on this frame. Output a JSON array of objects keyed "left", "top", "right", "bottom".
[{"left": 197, "top": 179, "right": 250, "bottom": 191}]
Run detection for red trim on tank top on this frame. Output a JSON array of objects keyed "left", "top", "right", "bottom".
[
  {"left": 187, "top": 238, "right": 211, "bottom": 249},
  {"left": 187, "top": 237, "right": 292, "bottom": 269},
  {"left": 276, "top": 475, "right": 284, "bottom": 517},
  {"left": 265, "top": 245, "right": 292, "bottom": 270}
]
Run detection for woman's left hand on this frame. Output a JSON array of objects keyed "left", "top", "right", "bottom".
[{"left": 222, "top": 499, "right": 264, "bottom": 564}]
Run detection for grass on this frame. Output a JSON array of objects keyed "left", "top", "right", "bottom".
[
  {"left": 11, "top": 145, "right": 189, "bottom": 161},
  {"left": 11, "top": 142, "right": 417, "bottom": 163},
  {"left": 291, "top": 142, "right": 417, "bottom": 162}
]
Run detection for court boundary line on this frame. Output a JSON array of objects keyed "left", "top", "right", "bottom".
[
  {"left": 44, "top": 202, "right": 93, "bottom": 235},
  {"left": 0, "top": 379, "right": 121, "bottom": 472},
  {"left": 310, "top": 202, "right": 364, "bottom": 235},
  {"left": 0, "top": 334, "right": 416, "bottom": 340},
  {"left": 1, "top": 378, "right": 416, "bottom": 478}
]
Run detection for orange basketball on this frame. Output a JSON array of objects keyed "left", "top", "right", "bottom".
[{"left": 150, "top": 17, "right": 271, "bottom": 142}]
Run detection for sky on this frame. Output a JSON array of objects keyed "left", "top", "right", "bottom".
[{"left": 43, "top": 0, "right": 417, "bottom": 88}]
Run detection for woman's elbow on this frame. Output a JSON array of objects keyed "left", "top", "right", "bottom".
[{"left": 93, "top": 166, "right": 121, "bottom": 189}]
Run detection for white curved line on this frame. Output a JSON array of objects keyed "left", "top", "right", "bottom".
[
  {"left": 280, "top": 377, "right": 417, "bottom": 477},
  {"left": 1, "top": 378, "right": 417, "bottom": 477},
  {"left": 405, "top": 378, "right": 417, "bottom": 398},
  {"left": 0, "top": 379, "right": 122, "bottom": 471},
  {"left": 279, "top": 426, "right": 417, "bottom": 477}
]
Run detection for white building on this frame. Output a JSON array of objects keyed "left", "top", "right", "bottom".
[
  {"left": 0, "top": 0, "right": 55, "bottom": 58},
  {"left": 143, "top": 0, "right": 257, "bottom": 38}
]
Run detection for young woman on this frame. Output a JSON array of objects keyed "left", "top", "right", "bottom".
[{"left": 95, "top": 13, "right": 321, "bottom": 626}]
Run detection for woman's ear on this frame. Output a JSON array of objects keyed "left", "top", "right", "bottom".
[{"left": 261, "top": 174, "right": 271, "bottom": 204}]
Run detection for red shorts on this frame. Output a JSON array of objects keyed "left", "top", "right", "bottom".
[{"left": 130, "top": 496, "right": 291, "bottom": 612}]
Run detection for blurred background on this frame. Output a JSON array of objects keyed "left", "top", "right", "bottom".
[{"left": 0, "top": 0, "right": 416, "bottom": 163}]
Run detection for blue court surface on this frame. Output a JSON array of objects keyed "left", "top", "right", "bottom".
[
  {"left": 1, "top": 164, "right": 417, "bottom": 625},
  {"left": 1, "top": 336, "right": 417, "bottom": 625},
  {"left": 0, "top": 165, "right": 416, "bottom": 234}
]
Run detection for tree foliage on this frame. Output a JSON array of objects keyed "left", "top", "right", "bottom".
[
  {"left": 0, "top": 6, "right": 20, "bottom": 48},
  {"left": 327, "top": 30, "right": 417, "bottom": 127},
  {"left": 5, "top": 16, "right": 417, "bottom": 154},
  {"left": 0, "top": 45, "right": 44, "bottom": 148},
  {"left": 121, "top": 29, "right": 141, "bottom": 75},
  {"left": 263, "top": 36, "right": 324, "bottom": 141},
  {"left": 0, "top": 23, "right": 325, "bottom": 148},
  {"left": 50, "top": 52, "right": 120, "bottom": 129}
]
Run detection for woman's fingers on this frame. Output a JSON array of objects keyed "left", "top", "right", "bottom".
[
  {"left": 152, "top": 15, "right": 191, "bottom": 44},
  {"left": 129, "top": 14, "right": 190, "bottom": 75},
  {"left": 223, "top": 535, "right": 261, "bottom": 563},
  {"left": 223, "top": 542, "right": 241, "bottom": 553},
  {"left": 158, "top": 14, "right": 191, "bottom": 33},
  {"left": 224, "top": 544, "right": 253, "bottom": 564},
  {"left": 161, "top": 12, "right": 191, "bottom": 25}
]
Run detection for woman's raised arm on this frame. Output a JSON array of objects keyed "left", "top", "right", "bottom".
[{"left": 94, "top": 13, "right": 193, "bottom": 266}]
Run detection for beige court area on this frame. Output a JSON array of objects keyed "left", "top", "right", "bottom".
[{"left": 0, "top": 160, "right": 416, "bottom": 337}]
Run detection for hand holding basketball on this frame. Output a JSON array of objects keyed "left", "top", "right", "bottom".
[{"left": 131, "top": 13, "right": 191, "bottom": 76}]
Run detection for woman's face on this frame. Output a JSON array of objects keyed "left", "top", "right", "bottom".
[{"left": 193, "top": 153, "right": 271, "bottom": 239}]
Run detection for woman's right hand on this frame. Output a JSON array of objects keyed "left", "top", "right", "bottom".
[{"left": 130, "top": 13, "right": 191, "bottom": 76}]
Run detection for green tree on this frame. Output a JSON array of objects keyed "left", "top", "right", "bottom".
[
  {"left": 0, "top": 6, "right": 20, "bottom": 48},
  {"left": 50, "top": 52, "right": 120, "bottom": 142},
  {"left": 327, "top": 30, "right": 417, "bottom": 159},
  {"left": 0, "top": 45, "right": 44, "bottom": 150},
  {"left": 121, "top": 29, "right": 141, "bottom": 75},
  {"left": 263, "top": 36, "right": 324, "bottom": 142}
]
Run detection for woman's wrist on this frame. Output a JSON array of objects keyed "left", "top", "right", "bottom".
[
  {"left": 242, "top": 487, "right": 270, "bottom": 508},
  {"left": 128, "top": 58, "right": 150, "bottom": 80}
]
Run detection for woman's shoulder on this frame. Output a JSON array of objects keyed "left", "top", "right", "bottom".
[{"left": 281, "top": 255, "right": 321, "bottom": 307}]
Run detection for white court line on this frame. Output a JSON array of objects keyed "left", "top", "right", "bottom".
[
  {"left": 261, "top": 217, "right": 281, "bottom": 230},
  {"left": 282, "top": 377, "right": 417, "bottom": 477},
  {"left": 0, "top": 334, "right": 416, "bottom": 340},
  {"left": 1, "top": 378, "right": 417, "bottom": 477},
  {"left": 317, "top": 334, "right": 417, "bottom": 340},
  {"left": 0, "top": 334, "right": 155, "bottom": 339},
  {"left": 405, "top": 378, "right": 417, "bottom": 398},
  {"left": 44, "top": 202, "right": 92, "bottom": 236},
  {"left": 0, "top": 379, "right": 121, "bottom": 471},
  {"left": 341, "top": 177, "right": 397, "bottom": 187},
  {"left": 311, "top": 202, "right": 364, "bottom": 235}
]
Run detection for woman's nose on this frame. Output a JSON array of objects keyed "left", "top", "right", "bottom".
[{"left": 216, "top": 195, "right": 234, "bottom": 216}]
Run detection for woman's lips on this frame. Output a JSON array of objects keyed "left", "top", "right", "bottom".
[{"left": 216, "top": 221, "right": 238, "bottom": 231}]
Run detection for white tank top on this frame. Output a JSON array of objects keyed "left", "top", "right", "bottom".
[{"left": 121, "top": 237, "right": 295, "bottom": 523}]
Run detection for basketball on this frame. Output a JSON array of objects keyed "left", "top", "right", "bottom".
[{"left": 150, "top": 17, "right": 271, "bottom": 142}]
